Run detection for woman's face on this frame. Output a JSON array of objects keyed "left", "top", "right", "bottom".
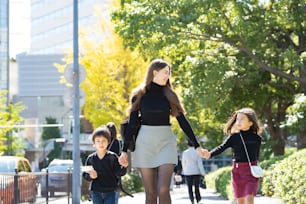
[
  {"left": 235, "top": 113, "right": 253, "bottom": 131},
  {"left": 152, "top": 66, "right": 170, "bottom": 86}
]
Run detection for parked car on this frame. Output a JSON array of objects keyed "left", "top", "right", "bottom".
[
  {"left": 0, "top": 156, "right": 37, "bottom": 204},
  {"left": 40, "top": 159, "right": 74, "bottom": 197}
]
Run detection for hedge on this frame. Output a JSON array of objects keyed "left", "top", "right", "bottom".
[
  {"left": 261, "top": 149, "right": 306, "bottom": 204},
  {"left": 205, "top": 148, "right": 302, "bottom": 202}
]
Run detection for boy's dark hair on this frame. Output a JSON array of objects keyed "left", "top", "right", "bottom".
[{"left": 91, "top": 126, "right": 111, "bottom": 143}]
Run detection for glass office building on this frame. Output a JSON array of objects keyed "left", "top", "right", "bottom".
[
  {"left": 0, "top": 0, "right": 9, "bottom": 91},
  {"left": 30, "top": 0, "right": 111, "bottom": 54}
]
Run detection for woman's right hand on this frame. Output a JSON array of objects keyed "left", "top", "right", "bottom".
[{"left": 119, "top": 152, "right": 129, "bottom": 167}]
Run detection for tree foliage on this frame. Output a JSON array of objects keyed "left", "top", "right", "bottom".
[
  {"left": 41, "top": 117, "right": 61, "bottom": 141},
  {"left": 111, "top": 0, "right": 306, "bottom": 155},
  {"left": 0, "top": 90, "right": 25, "bottom": 155},
  {"left": 41, "top": 117, "right": 61, "bottom": 163}
]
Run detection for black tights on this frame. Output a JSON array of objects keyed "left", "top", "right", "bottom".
[{"left": 139, "top": 164, "right": 175, "bottom": 204}]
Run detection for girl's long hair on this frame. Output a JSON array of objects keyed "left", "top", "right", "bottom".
[
  {"left": 127, "top": 59, "right": 184, "bottom": 117},
  {"left": 224, "top": 107, "right": 262, "bottom": 135}
]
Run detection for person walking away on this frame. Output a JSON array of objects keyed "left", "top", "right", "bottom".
[
  {"left": 83, "top": 126, "right": 126, "bottom": 204},
  {"left": 203, "top": 107, "right": 262, "bottom": 204},
  {"left": 182, "top": 140, "right": 205, "bottom": 204},
  {"left": 106, "top": 122, "right": 121, "bottom": 204},
  {"left": 118, "top": 59, "right": 208, "bottom": 204}
]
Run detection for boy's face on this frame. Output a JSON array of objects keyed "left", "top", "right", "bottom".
[{"left": 93, "top": 136, "right": 109, "bottom": 151}]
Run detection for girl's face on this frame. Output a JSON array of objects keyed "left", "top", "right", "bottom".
[
  {"left": 152, "top": 66, "right": 170, "bottom": 86},
  {"left": 93, "top": 136, "right": 109, "bottom": 152},
  {"left": 235, "top": 113, "right": 253, "bottom": 131}
]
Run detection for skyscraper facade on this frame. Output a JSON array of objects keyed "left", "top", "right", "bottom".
[
  {"left": 0, "top": 0, "right": 9, "bottom": 92},
  {"left": 30, "top": 0, "right": 111, "bottom": 54}
]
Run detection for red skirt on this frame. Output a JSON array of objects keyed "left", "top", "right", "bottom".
[{"left": 231, "top": 161, "right": 260, "bottom": 198}]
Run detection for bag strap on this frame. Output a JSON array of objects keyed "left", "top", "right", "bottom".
[
  {"left": 107, "top": 139, "right": 115, "bottom": 151},
  {"left": 118, "top": 139, "right": 122, "bottom": 155},
  {"left": 239, "top": 132, "right": 252, "bottom": 167}
]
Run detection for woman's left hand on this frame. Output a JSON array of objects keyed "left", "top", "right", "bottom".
[
  {"left": 118, "top": 152, "right": 129, "bottom": 167},
  {"left": 196, "top": 147, "right": 210, "bottom": 159}
]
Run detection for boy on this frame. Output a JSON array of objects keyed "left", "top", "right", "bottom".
[{"left": 83, "top": 126, "right": 126, "bottom": 204}]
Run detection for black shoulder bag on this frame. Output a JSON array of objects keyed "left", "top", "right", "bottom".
[{"left": 120, "top": 117, "right": 140, "bottom": 152}]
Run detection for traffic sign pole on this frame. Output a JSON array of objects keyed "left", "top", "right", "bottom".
[{"left": 72, "top": 0, "right": 81, "bottom": 203}]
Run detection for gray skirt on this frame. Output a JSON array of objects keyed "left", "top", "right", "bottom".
[{"left": 132, "top": 125, "right": 178, "bottom": 168}]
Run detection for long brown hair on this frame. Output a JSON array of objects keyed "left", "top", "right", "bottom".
[
  {"left": 224, "top": 107, "right": 262, "bottom": 134},
  {"left": 128, "top": 59, "right": 185, "bottom": 117}
]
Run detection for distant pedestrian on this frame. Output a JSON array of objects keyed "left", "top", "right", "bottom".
[
  {"left": 83, "top": 126, "right": 126, "bottom": 204},
  {"left": 182, "top": 140, "right": 206, "bottom": 204},
  {"left": 203, "top": 107, "right": 262, "bottom": 204}
]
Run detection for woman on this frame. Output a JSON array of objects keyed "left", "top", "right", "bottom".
[{"left": 118, "top": 59, "right": 208, "bottom": 204}]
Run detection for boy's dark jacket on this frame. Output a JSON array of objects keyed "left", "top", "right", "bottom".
[{"left": 83, "top": 151, "right": 126, "bottom": 193}]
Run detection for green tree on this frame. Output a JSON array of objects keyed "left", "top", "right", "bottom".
[
  {"left": 41, "top": 117, "right": 61, "bottom": 165},
  {"left": 111, "top": 0, "right": 306, "bottom": 155},
  {"left": 0, "top": 90, "right": 25, "bottom": 155},
  {"left": 285, "top": 94, "right": 306, "bottom": 149}
]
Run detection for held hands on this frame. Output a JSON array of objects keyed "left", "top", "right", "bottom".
[
  {"left": 196, "top": 147, "right": 211, "bottom": 159},
  {"left": 118, "top": 152, "right": 129, "bottom": 167},
  {"left": 88, "top": 169, "right": 98, "bottom": 179}
]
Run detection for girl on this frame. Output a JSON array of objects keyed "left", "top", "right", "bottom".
[
  {"left": 204, "top": 107, "right": 262, "bottom": 204},
  {"left": 118, "top": 59, "right": 208, "bottom": 204}
]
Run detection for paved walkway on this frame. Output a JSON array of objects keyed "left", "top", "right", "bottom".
[
  {"left": 49, "top": 185, "right": 285, "bottom": 204},
  {"left": 119, "top": 186, "right": 231, "bottom": 204},
  {"left": 118, "top": 185, "right": 284, "bottom": 204}
]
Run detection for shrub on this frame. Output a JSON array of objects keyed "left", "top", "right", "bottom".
[
  {"left": 261, "top": 149, "right": 306, "bottom": 204},
  {"left": 258, "top": 150, "right": 294, "bottom": 194},
  {"left": 206, "top": 166, "right": 232, "bottom": 199},
  {"left": 121, "top": 171, "right": 144, "bottom": 195}
]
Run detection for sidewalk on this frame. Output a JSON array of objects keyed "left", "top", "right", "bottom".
[
  {"left": 48, "top": 185, "right": 285, "bottom": 204},
  {"left": 118, "top": 185, "right": 284, "bottom": 204},
  {"left": 118, "top": 186, "right": 231, "bottom": 204}
]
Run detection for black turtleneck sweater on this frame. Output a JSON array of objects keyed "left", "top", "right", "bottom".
[
  {"left": 122, "top": 82, "right": 200, "bottom": 152},
  {"left": 210, "top": 129, "right": 261, "bottom": 162}
]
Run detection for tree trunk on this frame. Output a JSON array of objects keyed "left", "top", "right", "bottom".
[
  {"left": 264, "top": 105, "right": 287, "bottom": 156},
  {"left": 297, "top": 127, "right": 306, "bottom": 149},
  {"left": 267, "top": 126, "right": 285, "bottom": 156}
]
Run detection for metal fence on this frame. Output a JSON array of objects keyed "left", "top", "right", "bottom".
[{"left": 0, "top": 170, "right": 90, "bottom": 204}]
